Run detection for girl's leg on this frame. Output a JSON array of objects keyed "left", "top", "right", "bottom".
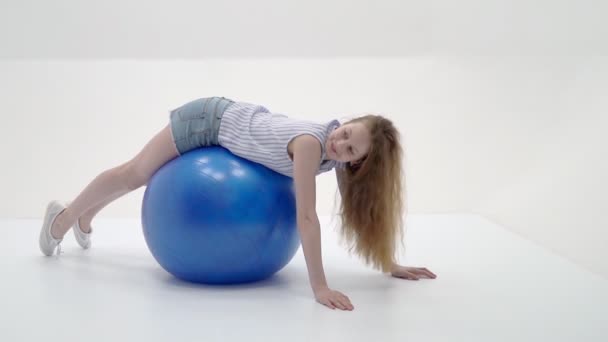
[
  {"left": 75, "top": 189, "right": 129, "bottom": 233},
  {"left": 50, "top": 124, "right": 180, "bottom": 239}
]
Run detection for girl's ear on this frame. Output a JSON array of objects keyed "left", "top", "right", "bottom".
[
  {"left": 348, "top": 157, "right": 365, "bottom": 172},
  {"left": 352, "top": 157, "right": 365, "bottom": 166}
]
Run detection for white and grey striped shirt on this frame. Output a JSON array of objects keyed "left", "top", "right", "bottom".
[{"left": 218, "top": 101, "right": 344, "bottom": 178}]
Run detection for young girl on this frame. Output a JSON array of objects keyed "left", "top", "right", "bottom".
[{"left": 39, "top": 96, "right": 436, "bottom": 311}]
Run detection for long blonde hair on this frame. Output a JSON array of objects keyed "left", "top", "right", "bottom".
[{"left": 335, "top": 114, "right": 407, "bottom": 273}]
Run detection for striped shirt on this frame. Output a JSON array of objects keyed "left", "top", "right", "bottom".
[{"left": 217, "top": 101, "right": 345, "bottom": 178}]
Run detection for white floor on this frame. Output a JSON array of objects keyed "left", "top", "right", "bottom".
[{"left": 1, "top": 214, "right": 606, "bottom": 341}]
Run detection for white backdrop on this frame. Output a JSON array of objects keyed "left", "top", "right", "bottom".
[{"left": 1, "top": 0, "right": 606, "bottom": 278}]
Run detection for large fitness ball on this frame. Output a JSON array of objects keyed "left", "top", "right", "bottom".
[{"left": 141, "top": 146, "right": 300, "bottom": 284}]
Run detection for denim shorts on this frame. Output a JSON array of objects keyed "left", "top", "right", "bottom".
[{"left": 169, "top": 97, "right": 235, "bottom": 156}]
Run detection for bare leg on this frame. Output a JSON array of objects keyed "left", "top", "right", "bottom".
[
  {"left": 50, "top": 124, "right": 180, "bottom": 239},
  {"left": 76, "top": 189, "right": 129, "bottom": 233}
]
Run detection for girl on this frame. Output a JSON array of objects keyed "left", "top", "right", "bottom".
[{"left": 39, "top": 96, "right": 436, "bottom": 311}]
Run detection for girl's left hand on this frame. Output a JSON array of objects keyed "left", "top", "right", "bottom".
[{"left": 391, "top": 264, "right": 437, "bottom": 280}]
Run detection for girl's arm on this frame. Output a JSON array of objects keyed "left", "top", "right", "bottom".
[
  {"left": 292, "top": 135, "right": 328, "bottom": 291},
  {"left": 292, "top": 135, "right": 353, "bottom": 310},
  {"left": 335, "top": 167, "right": 346, "bottom": 198}
]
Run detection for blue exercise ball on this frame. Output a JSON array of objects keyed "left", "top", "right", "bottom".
[{"left": 141, "top": 146, "right": 300, "bottom": 284}]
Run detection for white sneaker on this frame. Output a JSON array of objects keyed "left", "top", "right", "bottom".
[
  {"left": 39, "top": 200, "right": 66, "bottom": 256},
  {"left": 66, "top": 201, "right": 92, "bottom": 249}
]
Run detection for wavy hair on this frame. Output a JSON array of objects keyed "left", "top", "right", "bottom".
[{"left": 334, "top": 114, "right": 407, "bottom": 273}]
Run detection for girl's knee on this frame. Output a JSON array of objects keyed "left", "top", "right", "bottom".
[{"left": 122, "top": 161, "right": 149, "bottom": 191}]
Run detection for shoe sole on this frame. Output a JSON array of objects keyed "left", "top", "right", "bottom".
[{"left": 39, "top": 200, "right": 64, "bottom": 256}]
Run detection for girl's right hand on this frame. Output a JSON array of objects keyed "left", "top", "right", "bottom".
[{"left": 314, "top": 286, "right": 354, "bottom": 311}]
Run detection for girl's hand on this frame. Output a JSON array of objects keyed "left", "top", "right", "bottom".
[
  {"left": 313, "top": 286, "right": 354, "bottom": 311},
  {"left": 391, "top": 264, "right": 437, "bottom": 280}
]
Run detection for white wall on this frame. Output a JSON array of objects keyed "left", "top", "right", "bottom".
[
  {"left": 1, "top": 0, "right": 607, "bottom": 57},
  {"left": 1, "top": 1, "right": 606, "bottom": 277}
]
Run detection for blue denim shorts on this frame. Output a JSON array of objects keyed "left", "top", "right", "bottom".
[{"left": 169, "top": 97, "right": 235, "bottom": 156}]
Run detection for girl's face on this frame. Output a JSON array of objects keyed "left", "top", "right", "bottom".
[{"left": 325, "top": 122, "right": 371, "bottom": 164}]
